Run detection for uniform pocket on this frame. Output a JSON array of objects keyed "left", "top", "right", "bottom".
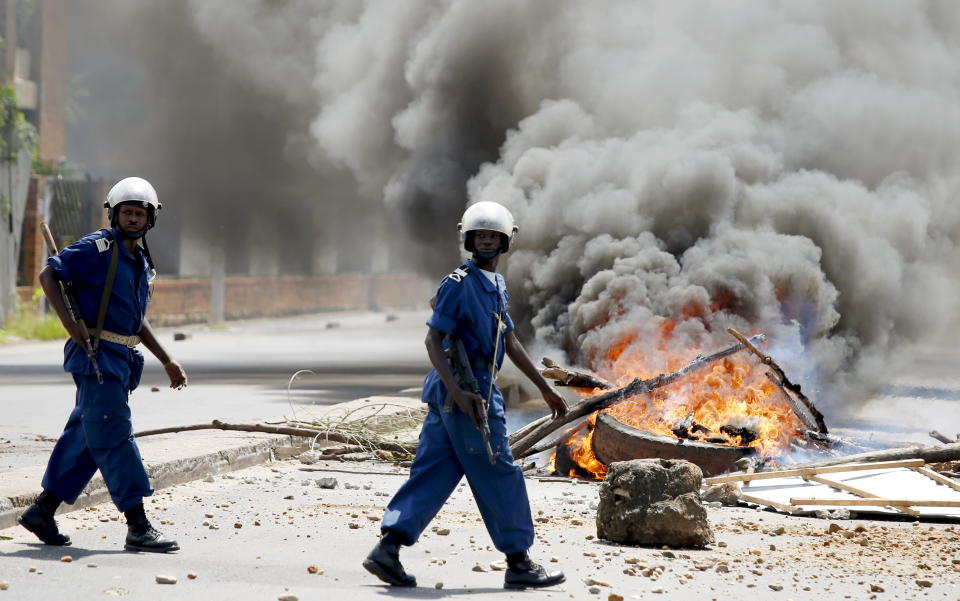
[{"left": 81, "top": 406, "right": 133, "bottom": 449}]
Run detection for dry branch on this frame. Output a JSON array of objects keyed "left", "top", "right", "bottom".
[
  {"left": 929, "top": 430, "right": 957, "bottom": 444},
  {"left": 510, "top": 333, "right": 766, "bottom": 458},
  {"left": 541, "top": 358, "right": 611, "bottom": 389},
  {"left": 703, "top": 458, "right": 925, "bottom": 484},
  {"left": 786, "top": 441, "right": 960, "bottom": 471},
  {"left": 727, "top": 328, "right": 827, "bottom": 434},
  {"left": 134, "top": 419, "right": 416, "bottom": 455},
  {"left": 789, "top": 498, "right": 960, "bottom": 507}
]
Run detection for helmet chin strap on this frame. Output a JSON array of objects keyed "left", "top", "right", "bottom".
[
  {"left": 122, "top": 227, "right": 149, "bottom": 239},
  {"left": 474, "top": 248, "right": 501, "bottom": 261}
]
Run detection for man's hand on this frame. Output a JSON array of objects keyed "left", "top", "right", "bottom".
[
  {"left": 451, "top": 387, "right": 485, "bottom": 430},
  {"left": 163, "top": 360, "right": 188, "bottom": 390},
  {"left": 66, "top": 320, "right": 91, "bottom": 350},
  {"left": 542, "top": 388, "right": 567, "bottom": 419}
]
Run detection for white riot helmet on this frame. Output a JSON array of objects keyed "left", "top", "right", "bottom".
[
  {"left": 458, "top": 201, "right": 519, "bottom": 254},
  {"left": 105, "top": 177, "right": 161, "bottom": 229}
]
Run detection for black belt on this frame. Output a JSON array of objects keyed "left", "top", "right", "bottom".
[{"left": 470, "top": 358, "right": 491, "bottom": 373}]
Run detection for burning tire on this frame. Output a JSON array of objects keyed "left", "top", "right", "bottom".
[{"left": 592, "top": 412, "right": 755, "bottom": 476}]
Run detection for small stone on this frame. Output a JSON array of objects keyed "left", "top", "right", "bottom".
[
  {"left": 203, "top": 475, "right": 215, "bottom": 483},
  {"left": 0, "top": 581, "right": 8, "bottom": 591},
  {"left": 661, "top": 551, "right": 675, "bottom": 559},
  {"left": 187, "top": 573, "right": 198, "bottom": 580},
  {"left": 298, "top": 451, "right": 320, "bottom": 465},
  {"left": 435, "top": 582, "right": 443, "bottom": 589},
  {"left": 436, "top": 528, "right": 450, "bottom": 536},
  {"left": 472, "top": 563, "right": 488, "bottom": 572},
  {"left": 28, "top": 568, "right": 36, "bottom": 573},
  {"left": 768, "top": 584, "right": 783, "bottom": 591},
  {"left": 588, "top": 587, "right": 601, "bottom": 594},
  {"left": 916, "top": 580, "right": 933, "bottom": 588},
  {"left": 348, "top": 523, "right": 360, "bottom": 529},
  {"left": 155, "top": 575, "right": 177, "bottom": 585},
  {"left": 651, "top": 588, "right": 664, "bottom": 594},
  {"left": 489, "top": 560, "right": 507, "bottom": 571},
  {"left": 608, "top": 595, "right": 624, "bottom": 601},
  {"left": 234, "top": 523, "right": 242, "bottom": 529},
  {"left": 827, "top": 523, "right": 843, "bottom": 533},
  {"left": 584, "top": 578, "right": 610, "bottom": 587},
  {"left": 869, "top": 584, "right": 884, "bottom": 593},
  {"left": 717, "top": 541, "right": 727, "bottom": 548},
  {"left": 307, "top": 565, "right": 319, "bottom": 574},
  {"left": 715, "top": 564, "right": 730, "bottom": 574},
  {"left": 86, "top": 564, "right": 97, "bottom": 568},
  {"left": 550, "top": 556, "right": 559, "bottom": 563},
  {"left": 278, "top": 596, "right": 299, "bottom": 601},
  {"left": 316, "top": 478, "right": 337, "bottom": 489},
  {"left": 60, "top": 555, "right": 73, "bottom": 563},
  {"left": 205, "top": 513, "right": 215, "bottom": 518},
  {"left": 571, "top": 519, "right": 583, "bottom": 526},
  {"left": 103, "top": 587, "right": 128, "bottom": 596}
]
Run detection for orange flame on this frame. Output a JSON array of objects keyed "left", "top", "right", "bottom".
[{"left": 557, "top": 329, "right": 804, "bottom": 479}]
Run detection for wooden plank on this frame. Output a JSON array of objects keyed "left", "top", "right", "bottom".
[
  {"left": 803, "top": 475, "right": 919, "bottom": 517},
  {"left": 789, "top": 498, "right": 960, "bottom": 507},
  {"left": 739, "top": 492, "right": 798, "bottom": 515},
  {"left": 912, "top": 466, "right": 960, "bottom": 493},
  {"left": 704, "top": 459, "right": 925, "bottom": 484}
]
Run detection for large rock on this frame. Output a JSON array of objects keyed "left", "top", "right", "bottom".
[{"left": 596, "top": 459, "right": 714, "bottom": 547}]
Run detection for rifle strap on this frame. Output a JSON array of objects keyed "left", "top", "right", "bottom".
[{"left": 91, "top": 237, "right": 119, "bottom": 351}]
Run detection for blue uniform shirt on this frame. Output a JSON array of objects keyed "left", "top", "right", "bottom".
[
  {"left": 423, "top": 260, "right": 514, "bottom": 404},
  {"left": 47, "top": 228, "right": 150, "bottom": 386}
]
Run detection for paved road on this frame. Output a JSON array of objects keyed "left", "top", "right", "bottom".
[
  {"left": 0, "top": 310, "right": 434, "bottom": 471},
  {"left": 3, "top": 457, "right": 957, "bottom": 601}
]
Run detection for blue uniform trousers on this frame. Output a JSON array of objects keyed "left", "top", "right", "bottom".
[
  {"left": 381, "top": 383, "right": 534, "bottom": 554},
  {"left": 41, "top": 375, "right": 153, "bottom": 512}
]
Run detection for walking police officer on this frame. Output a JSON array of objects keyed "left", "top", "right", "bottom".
[
  {"left": 18, "top": 177, "right": 187, "bottom": 553},
  {"left": 363, "top": 201, "right": 568, "bottom": 589}
]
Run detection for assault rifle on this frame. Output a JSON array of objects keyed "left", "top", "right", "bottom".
[
  {"left": 40, "top": 223, "right": 103, "bottom": 384},
  {"left": 443, "top": 335, "right": 497, "bottom": 465}
]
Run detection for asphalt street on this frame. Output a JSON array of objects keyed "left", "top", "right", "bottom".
[
  {"left": 3, "top": 457, "right": 959, "bottom": 601},
  {"left": 0, "top": 310, "right": 435, "bottom": 471}
]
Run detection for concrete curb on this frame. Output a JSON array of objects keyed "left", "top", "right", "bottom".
[
  {"left": 0, "top": 433, "right": 299, "bottom": 532},
  {"left": 0, "top": 396, "right": 426, "bottom": 533}
]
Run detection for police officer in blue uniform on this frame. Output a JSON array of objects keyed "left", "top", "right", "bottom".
[
  {"left": 363, "top": 201, "right": 568, "bottom": 589},
  {"left": 18, "top": 177, "right": 187, "bottom": 553}
]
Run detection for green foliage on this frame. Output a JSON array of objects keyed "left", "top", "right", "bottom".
[
  {"left": 30, "top": 151, "right": 82, "bottom": 177},
  {"left": 0, "top": 291, "right": 67, "bottom": 342},
  {"left": 0, "top": 83, "right": 36, "bottom": 163}
]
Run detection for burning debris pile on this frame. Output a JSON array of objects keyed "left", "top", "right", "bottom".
[{"left": 513, "top": 329, "right": 835, "bottom": 479}]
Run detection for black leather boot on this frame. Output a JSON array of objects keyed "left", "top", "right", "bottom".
[
  {"left": 363, "top": 541, "right": 416, "bottom": 587},
  {"left": 123, "top": 503, "right": 179, "bottom": 553},
  {"left": 504, "top": 553, "right": 565, "bottom": 590},
  {"left": 18, "top": 491, "right": 71, "bottom": 546}
]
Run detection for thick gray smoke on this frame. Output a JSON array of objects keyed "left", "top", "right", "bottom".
[{"left": 146, "top": 1, "right": 960, "bottom": 411}]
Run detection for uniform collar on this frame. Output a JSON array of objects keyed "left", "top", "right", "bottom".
[
  {"left": 466, "top": 259, "right": 499, "bottom": 293},
  {"left": 110, "top": 228, "right": 144, "bottom": 261}
]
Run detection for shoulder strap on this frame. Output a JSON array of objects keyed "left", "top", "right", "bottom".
[{"left": 91, "top": 239, "right": 120, "bottom": 350}]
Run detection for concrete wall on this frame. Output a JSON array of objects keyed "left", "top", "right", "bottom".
[{"left": 145, "top": 273, "right": 433, "bottom": 326}]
